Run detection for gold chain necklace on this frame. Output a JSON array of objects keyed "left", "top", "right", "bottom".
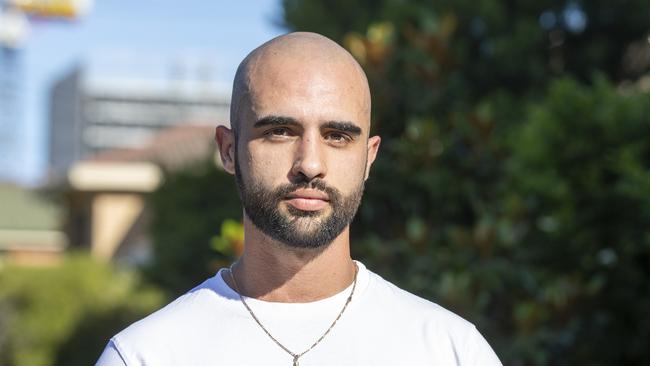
[{"left": 228, "top": 263, "right": 358, "bottom": 366}]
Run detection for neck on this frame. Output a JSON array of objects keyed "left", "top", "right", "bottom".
[{"left": 224, "top": 218, "right": 356, "bottom": 303}]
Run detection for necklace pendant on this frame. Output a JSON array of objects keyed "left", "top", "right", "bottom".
[{"left": 293, "top": 355, "right": 299, "bottom": 366}]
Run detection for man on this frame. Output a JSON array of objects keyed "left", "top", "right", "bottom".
[{"left": 97, "top": 32, "right": 502, "bottom": 366}]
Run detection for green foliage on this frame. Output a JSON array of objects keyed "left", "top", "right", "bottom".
[
  {"left": 500, "top": 77, "right": 650, "bottom": 364},
  {"left": 0, "top": 254, "right": 164, "bottom": 366},
  {"left": 146, "top": 158, "right": 241, "bottom": 296},
  {"left": 211, "top": 219, "right": 244, "bottom": 257},
  {"left": 280, "top": 1, "right": 650, "bottom": 364}
]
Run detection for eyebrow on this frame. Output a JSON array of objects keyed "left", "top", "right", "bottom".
[
  {"left": 254, "top": 116, "right": 301, "bottom": 128},
  {"left": 321, "top": 121, "right": 363, "bottom": 136},
  {"left": 253, "top": 115, "right": 363, "bottom": 136}
]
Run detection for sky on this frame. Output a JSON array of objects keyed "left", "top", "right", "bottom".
[{"left": 3, "top": 0, "right": 285, "bottom": 186}]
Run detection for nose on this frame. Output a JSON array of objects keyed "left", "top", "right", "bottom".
[{"left": 290, "top": 132, "right": 326, "bottom": 182}]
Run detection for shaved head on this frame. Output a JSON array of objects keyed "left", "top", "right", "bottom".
[{"left": 229, "top": 32, "right": 371, "bottom": 140}]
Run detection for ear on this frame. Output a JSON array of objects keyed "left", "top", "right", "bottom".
[
  {"left": 215, "top": 125, "right": 236, "bottom": 174},
  {"left": 364, "top": 135, "right": 381, "bottom": 180}
]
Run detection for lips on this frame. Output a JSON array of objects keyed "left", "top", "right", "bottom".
[{"left": 285, "top": 189, "right": 330, "bottom": 211}]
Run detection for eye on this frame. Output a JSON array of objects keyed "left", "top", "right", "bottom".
[
  {"left": 325, "top": 131, "right": 352, "bottom": 144},
  {"left": 265, "top": 127, "right": 292, "bottom": 138}
]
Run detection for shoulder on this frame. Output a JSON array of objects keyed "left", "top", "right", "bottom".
[
  {"left": 362, "top": 268, "right": 502, "bottom": 365},
  {"left": 119, "top": 275, "right": 222, "bottom": 335},
  {"left": 365, "top": 269, "right": 472, "bottom": 329},
  {"left": 108, "top": 275, "right": 231, "bottom": 363}
]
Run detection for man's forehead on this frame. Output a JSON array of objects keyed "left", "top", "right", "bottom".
[
  {"left": 248, "top": 56, "right": 369, "bottom": 124},
  {"left": 247, "top": 83, "right": 369, "bottom": 134}
]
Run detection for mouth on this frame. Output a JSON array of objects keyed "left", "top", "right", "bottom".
[{"left": 284, "top": 189, "right": 330, "bottom": 211}]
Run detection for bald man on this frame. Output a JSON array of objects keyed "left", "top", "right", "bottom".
[{"left": 96, "top": 32, "right": 502, "bottom": 366}]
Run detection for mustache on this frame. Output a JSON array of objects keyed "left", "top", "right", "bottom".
[{"left": 275, "top": 179, "right": 338, "bottom": 199}]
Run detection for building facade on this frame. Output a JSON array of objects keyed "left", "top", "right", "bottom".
[{"left": 48, "top": 65, "right": 230, "bottom": 180}]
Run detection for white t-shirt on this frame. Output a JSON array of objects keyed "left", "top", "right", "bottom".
[{"left": 96, "top": 262, "right": 502, "bottom": 366}]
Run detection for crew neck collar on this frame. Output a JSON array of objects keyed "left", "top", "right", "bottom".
[{"left": 213, "top": 260, "right": 370, "bottom": 308}]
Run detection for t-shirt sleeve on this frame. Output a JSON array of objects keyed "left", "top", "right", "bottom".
[
  {"left": 461, "top": 326, "right": 503, "bottom": 366},
  {"left": 95, "top": 339, "right": 129, "bottom": 366}
]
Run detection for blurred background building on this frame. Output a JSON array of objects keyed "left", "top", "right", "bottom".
[
  {"left": 63, "top": 123, "right": 217, "bottom": 265},
  {"left": 48, "top": 63, "right": 230, "bottom": 180},
  {"left": 46, "top": 51, "right": 232, "bottom": 263}
]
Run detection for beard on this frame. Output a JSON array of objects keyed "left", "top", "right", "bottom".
[{"left": 234, "top": 160, "right": 365, "bottom": 249}]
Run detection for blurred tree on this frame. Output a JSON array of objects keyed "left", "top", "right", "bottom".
[
  {"left": 279, "top": 0, "right": 650, "bottom": 365},
  {"left": 0, "top": 254, "right": 164, "bottom": 366},
  {"left": 145, "top": 158, "right": 241, "bottom": 297},
  {"left": 500, "top": 77, "right": 650, "bottom": 364}
]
